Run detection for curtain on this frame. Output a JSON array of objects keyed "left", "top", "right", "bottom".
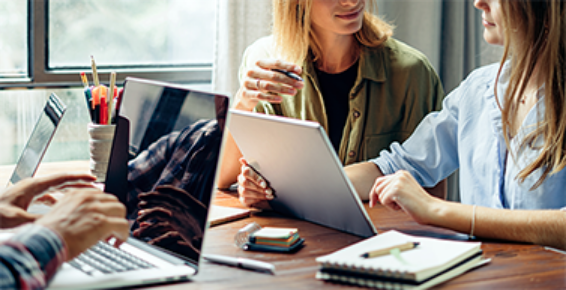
[
  {"left": 212, "top": 0, "right": 503, "bottom": 201},
  {"left": 212, "top": 0, "right": 273, "bottom": 98}
]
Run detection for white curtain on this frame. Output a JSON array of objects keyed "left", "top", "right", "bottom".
[{"left": 212, "top": 0, "right": 273, "bottom": 98}]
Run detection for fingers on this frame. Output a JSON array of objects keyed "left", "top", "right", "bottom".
[
  {"left": 133, "top": 221, "right": 174, "bottom": 240},
  {"left": 34, "top": 193, "right": 58, "bottom": 205},
  {"left": 5, "top": 173, "right": 95, "bottom": 206},
  {"left": 240, "top": 81, "right": 283, "bottom": 103},
  {"left": 29, "top": 173, "right": 96, "bottom": 194},
  {"left": 237, "top": 165, "right": 273, "bottom": 202},
  {"left": 235, "top": 59, "right": 304, "bottom": 110},
  {"left": 98, "top": 216, "right": 130, "bottom": 245},
  {"left": 256, "top": 59, "right": 302, "bottom": 76},
  {"left": 52, "top": 180, "right": 97, "bottom": 191},
  {"left": 137, "top": 207, "right": 172, "bottom": 223},
  {"left": 370, "top": 175, "right": 401, "bottom": 210},
  {"left": 245, "top": 70, "right": 302, "bottom": 94}
]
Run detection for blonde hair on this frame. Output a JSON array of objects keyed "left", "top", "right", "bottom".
[
  {"left": 495, "top": 0, "right": 566, "bottom": 188},
  {"left": 272, "top": 0, "right": 393, "bottom": 64}
]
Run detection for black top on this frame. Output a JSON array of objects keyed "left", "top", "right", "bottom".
[{"left": 314, "top": 61, "right": 359, "bottom": 152}]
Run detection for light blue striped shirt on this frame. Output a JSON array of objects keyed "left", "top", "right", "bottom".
[{"left": 373, "top": 62, "right": 566, "bottom": 210}]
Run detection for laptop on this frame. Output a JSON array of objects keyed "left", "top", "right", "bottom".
[
  {"left": 228, "top": 109, "right": 377, "bottom": 238},
  {"left": 45, "top": 78, "right": 230, "bottom": 289},
  {"left": 7, "top": 93, "right": 66, "bottom": 186}
]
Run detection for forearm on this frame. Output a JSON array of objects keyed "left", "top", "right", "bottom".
[
  {"left": 217, "top": 131, "right": 243, "bottom": 189},
  {"left": 431, "top": 202, "right": 566, "bottom": 249},
  {"left": 0, "top": 224, "right": 67, "bottom": 289},
  {"left": 345, "top": 162, "right": 383, "bottom": 201}
]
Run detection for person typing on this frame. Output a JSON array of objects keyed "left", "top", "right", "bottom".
[{"left": 0, "top": 173, "right": 129, "bottom": 290}]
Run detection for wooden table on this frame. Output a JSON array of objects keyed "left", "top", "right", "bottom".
[
  {"left": 147, "top": 191, "right": 566, "bottom": 289},
  {"left": 3, "top": 161, "right": 565, "bottom": 289}
]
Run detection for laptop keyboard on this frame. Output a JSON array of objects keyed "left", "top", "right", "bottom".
[{"left": 68, "top": 241, "right": 155, "bottom": 275}]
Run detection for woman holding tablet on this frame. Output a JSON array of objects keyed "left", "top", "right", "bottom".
[{"left": 219, "top": 0, "right": 445, "bottom": 207}]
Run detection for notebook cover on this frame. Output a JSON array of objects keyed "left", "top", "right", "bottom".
[
  {"left": 316, "top": 230, "right": 482, "bottom": 282},
  {"left": 208, "top": 205, "right": 251, "bottom": 227},
  {"left": 316, "top": 254, "right": 490, "bottom": 290}
]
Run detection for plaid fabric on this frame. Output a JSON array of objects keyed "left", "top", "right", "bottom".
[
  {"left": 126, "top": 119, "right": 221, "bottom": 219},
  {"left": 0, "top": 224, "right": 67, "bottom": 290}
]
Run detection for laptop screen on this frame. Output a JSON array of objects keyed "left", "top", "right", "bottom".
[
  {"left": 9, "top": 93, "right": 66, "bottom": 185},
  {"left": 118, "top": 77, "right": 229, "bottom": 267}
]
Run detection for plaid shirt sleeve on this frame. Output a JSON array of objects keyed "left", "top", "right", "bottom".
[
  {"left": 126, "top": 119, "right": 221, "bottom": 219},
  {"left": 126, "top": 131, "right": 180, "bottom": 217},
  {"left": 0, "top": 224, "right": 67, "bottom": 290}
]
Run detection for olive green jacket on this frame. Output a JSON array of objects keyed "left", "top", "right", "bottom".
[{"left": 239, "top": 36, "right": 445, "bottom": 165}]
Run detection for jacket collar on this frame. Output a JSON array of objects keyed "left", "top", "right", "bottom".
[{"left": 302, "top": 40, "right": 388, "bottom": 85}]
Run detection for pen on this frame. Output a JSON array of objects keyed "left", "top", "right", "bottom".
[
  {"left": 203, "top": 254, "right": 275, "bottom": 274},
  {"left": 84, "top": 87, "right": 94, "bottom": 122},
  {"left": 271, "top": 69, "right": 303, "bottom": 82},
  {"left": 361, "top": 241, "right": 420, "bottom": 259},
  {"left": 100, "top": 92, "right": 108, "bottom": 125},
  {"left": 93, "top": 88, "right": 100, "bottom": 124}
]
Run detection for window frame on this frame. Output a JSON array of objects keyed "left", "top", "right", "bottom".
[{"left": 0, "top": 0, "right": 212, "bottom": 89}]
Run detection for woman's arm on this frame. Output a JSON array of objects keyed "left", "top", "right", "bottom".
[
  {"left": 217, "top": 131, "right": 245, "bottom": 189},
  {"left": 218, "top": 58, "right": 303, "bottom": 189},
  {"left": 435, "top": 202, "right": 566, "bottom": 250},
  {"left": 371, "top": 170, "right": 566, "bottom": 250},
  {"left": 346, "top": 162, "right": 447, "bottom": 201}
]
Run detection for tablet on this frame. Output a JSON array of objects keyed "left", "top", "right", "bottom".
[{"left": 228, "top": 109, "right": 377, "bottom": 238}]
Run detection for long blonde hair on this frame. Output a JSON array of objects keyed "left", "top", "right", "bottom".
[
  {"left": 272, "top": 0, "right": 393, "bottom": 64},
  {"left": 495, "top": 0, "right": 566, "bottom": 188}
]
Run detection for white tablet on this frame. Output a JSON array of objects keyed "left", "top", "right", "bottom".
[{"left": 228, "top": 109, "right": 377, "bottom": 237}]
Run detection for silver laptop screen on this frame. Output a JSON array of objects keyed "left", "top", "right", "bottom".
[
  {"left": 119, "top": 77, "right": 228, "bottom": 266},
  {"left": 10, "top": 93, "right": 66, "bottom": 185}
]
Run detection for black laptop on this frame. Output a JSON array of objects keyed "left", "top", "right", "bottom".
[{"left": 46, "top": 78, "right": 230, "bottom": 289}]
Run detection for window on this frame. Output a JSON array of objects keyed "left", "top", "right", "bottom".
[
  {"left": 0, "top": 0, "right": 215, "bottom": 166},
  {"left": 0, "top": 1, "right": 27, "bottom": 79},
  {"left": 48, "top": 0, "right": 214, "bottom": 68}
]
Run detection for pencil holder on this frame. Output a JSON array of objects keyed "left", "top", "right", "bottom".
[{"left": 88, "top": 123, "right": 116, "bottom": 183}]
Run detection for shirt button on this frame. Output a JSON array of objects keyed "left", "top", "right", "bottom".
[
  {"left": 348, "top": 151, "right": 356, "bottom": 157},
  {"left": 353, "top": 110, "right": 360, "bottom": 118}
]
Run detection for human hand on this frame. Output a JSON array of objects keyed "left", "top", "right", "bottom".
[
  {"left": 134, "top": 185, "right": 206, "bottom": 261},
  {"left": 35, "top": 188, "right": 129, "bottom": 260},
  {"left": 0, "top": 173, "right": 96, "bottom": 229},
  {"left": 135, "top": 185, "right": 206, "bottom": 248},
  {"left": 237, "top": 158, "right": 274, "bottom": 207},
  {"left": 369, "top": 170, "right": 442, "bottom": 225},
  {"left": 234, "top": 59, "right": 304, "bottom": 111},
  {"left": 133, "top": 221, "right": 200, "bottom": 261}
]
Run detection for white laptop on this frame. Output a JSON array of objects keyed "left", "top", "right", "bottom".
[
  {"left": 39, "top": 80, "right": 229, "bottom": 289},
  {"left": 228, "top": 109, "right": 377, "bottom": 238},
  {"left": 7, "top": 93, "right": 66, "bottom": 187}
]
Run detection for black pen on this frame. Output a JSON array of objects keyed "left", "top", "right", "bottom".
[
  {"left": 203, "top": 254, "right": 275, "bottom": 274},
  {"left": 272, "top": 69, "right": 303, "bottom": 82}
]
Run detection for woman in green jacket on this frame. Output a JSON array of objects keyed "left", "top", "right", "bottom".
[{"left": 219, "top": 0, "right": 445, "bottom": 207}]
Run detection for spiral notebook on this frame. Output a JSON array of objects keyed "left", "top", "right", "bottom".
[{"left": 315, "top": 231, "right": 489, "bottom": 289}]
